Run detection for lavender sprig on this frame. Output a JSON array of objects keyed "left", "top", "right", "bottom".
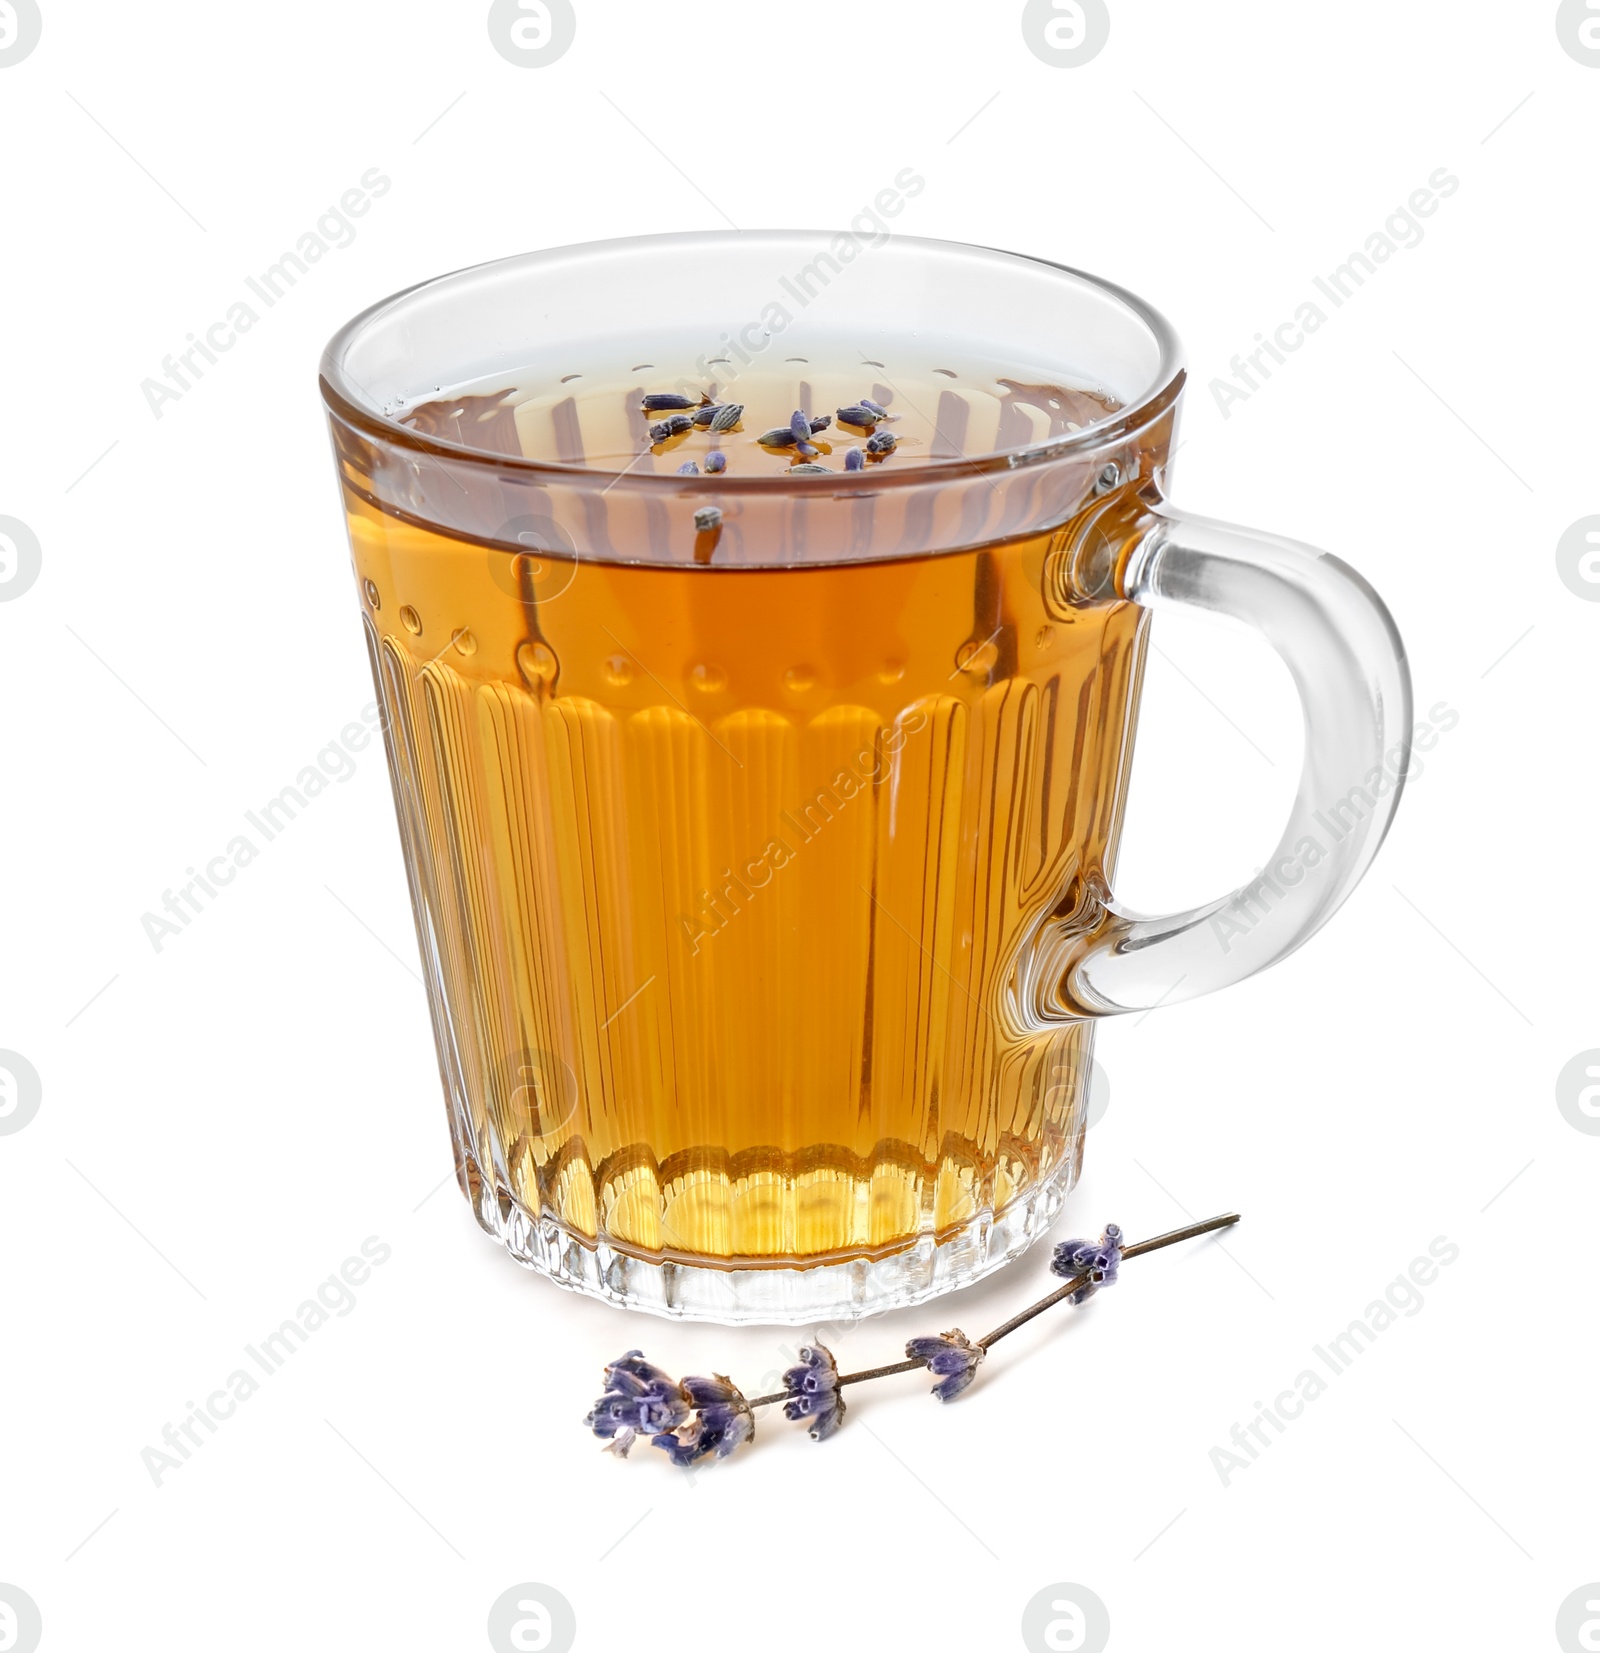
[{"left": 585, "top": 1213, "right": 1238, "bottom": 1465}]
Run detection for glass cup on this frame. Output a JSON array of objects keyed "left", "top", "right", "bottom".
[{"left": 319, "top": 233, "right": 1410, "bottom": 1323}]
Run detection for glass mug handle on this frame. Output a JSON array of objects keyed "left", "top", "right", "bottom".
[{"left": 1025, "top": 497, "right": 1413, "bottom": 1020}]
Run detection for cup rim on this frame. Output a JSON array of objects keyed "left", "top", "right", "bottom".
[{"left": 318, "top": 230, "right": 1187, "bottom": 495}]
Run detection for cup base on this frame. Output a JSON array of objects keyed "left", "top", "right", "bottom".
[{"left": 461, "top": 1158, "right": 1081, "bottom": 1325}]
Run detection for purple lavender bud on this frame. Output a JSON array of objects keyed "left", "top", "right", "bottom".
[
  {"left": 837, "top": 404, "right": 878, "bottom": 429},
  {"left": 704, "top": 450, "right": 727, "bottom": 474},
  {"left": 787, "top": 463, "right": 831, "bottom": 475},
  {"left": 905, "top": 1329, "right": 985, "bottom": 1402},
  {"left": 692, "top": 401, "right": 739, "bottom": 429},
  {"left": 796, "top": 440, "right": 818, "bottom": 458},
  {"left": 693, "top": 506, "right": 723, "bottom": 533},
  {"left": 861, "top": 398, "right": 899, "bottom": 421},
  {"left": 808, "top": 414, "right": 832, "bottom": 434},
  {"left": 844, "top": 447, "right": 865, "bottom": 472},
  {"left": 789, "top": 409, "right": 812, "bottom": 444},
  {"left": 641, "top": 392, "right": 698, "bottom": 412},
  {"left": 757, "top": 427, "right": 798, "bottom": 448},
  {"left": 866, "top": 430, "right": 898, "bottom": 455},
  {"left": 1051, "top": 1223, "right": 1124, "bottom": 1304},
  {"left": 782, "top": 1343, "right": 846, "bottom": 1441},
  {"left": 677, "top": 460, "right": 700, "bottom": 475},
  {"left": 649, "top": 414, "right": 694, "bottom": 443},
  {"left": 586, "top": 1350, "right": 692, "bottom": 1448},
  {"left": 651, "top": 1373, "right": 753, "bottom": 1466}
]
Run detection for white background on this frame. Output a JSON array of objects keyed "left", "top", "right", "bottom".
[{"left": 2, "top": 3, "right": 1596, "bottom": 1650}]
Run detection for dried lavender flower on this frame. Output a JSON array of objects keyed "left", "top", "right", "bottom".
[
  {"left": 782, "top": 1343, "right": 846, "bottom": 1441},
  {"left": 861, "top": 397, "right": 899, "bottom": 421},
  {"left": 577, "top": 1214, "right": 1237, "bottom": 1469},
  {"left": 692, "top": 401, "right": 742, "bottom": 429},
  {"left": 650, "top": 414, "right": 695, "bottom": 443},
  {"left": 757, "top": 427, "right": 799, "bottom": 448},
  {"left": 704, "top": 451, "right": 727, "bottom": 474},
  {"left": 866, "top": 430, "right": 899, "bottom": 456},
  {"left": 789, "top": 409, "right": 813, "bottom": 444},
  {"left": 677, "top": 460, "right": 700, "bottom": 475},
  {"left": 586, "top": 1350, "right": 692, "bottom": 1456},
  {"left": 808, "top": 414, "right": 832, "bottom": 434},
  {"left": 1050, "top": 1222, "right": 1124, "bottom": 1304},
  {"left": 641, "top": 392, "right": 698, "bottom": 412},
  {"left": 787, "top": 463, "right": 832, "bottom": 475},
  {"left": 843, "top": 448, "right": 865, "bottom": 472},
  {"left": 837, "top": 403, "right": 879, "bottom": 429},
  {"left": 796, "top": 441, "right": 819, "bottom": 458},
  {"left": 905, "top": 1328, "right": 986, "bottom": 1402},
  {"left": 652, "top": 1373, "right": 754, "bottom": 1467},
  {"left": 694, "top": 506, "right": 723, "bottom": 532}
]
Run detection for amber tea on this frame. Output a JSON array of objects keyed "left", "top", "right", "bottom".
[{"left": 347, "top": 354, "right": 1141, "bottom": 1260}]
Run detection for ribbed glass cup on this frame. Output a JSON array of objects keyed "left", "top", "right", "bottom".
[{"left": 319, "top": 233, "right": 1407, "bottom": 1323}]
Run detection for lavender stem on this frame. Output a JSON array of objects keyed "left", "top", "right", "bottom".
[{"left": 744, "top": 1211, "right": 1239, "bottom": 1409}]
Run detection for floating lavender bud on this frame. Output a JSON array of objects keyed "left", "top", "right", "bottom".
[
  {"left": 641, "top": 392, "right": 698, "bottom": 412},
  {"left": 796, "top": 440, "right": 819, "bottom": 458},
  {"left": 704, "top": 450, "right": 727, "bottom": 474},
  {"left": 808, "top": 414, "right": 832, "bottom": 434},
  {"left": 586, "top": 1351, "right": 691, "bottom": 1456},
  {"left": 837, "top": 403, "right": 879, "bottom": 429},
  {"left": 677, "top": 460, "right": 700, "bottom": 475},
  {"left": 843, "top": 447, "right": 865, "bottom": 472},
  {"left": 787, "top": 463, "right": 832, "bottom": 475},
  {"left": 1050, "top": 1222, "right": 1124, "bottom": 1304},
  {"left": 694, "top": 402, "right": 744, "bottom": 430},
  {"left": 782, "top": 1343, "right": 846, "bottom": 1441},
  {"left": 757, "top": 427, "right": 799, "bottom": 448},
  {"left": 905, "top": 1328, "right": 985, "bottom": 1402},
  {"left": 789, "top": 409, "right": 812, "bottom": 444},
  {"left": 694, "top": 506, "right": 723, "bottom": 532},
  {"left": 866, "top": 430, "right": 898, "bottom": 455},
  {"left": 861, "top": 398, "right": 899, "bottom": 421},
  {"left": 650, "top": 414, "right": 695, "bottom": 443},
  {"left": 652, "top": 1373, "right": 754, "bottom": 1467}
]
